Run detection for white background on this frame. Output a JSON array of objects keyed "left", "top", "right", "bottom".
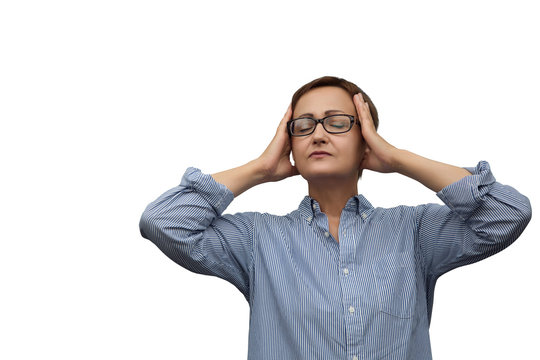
[{"left": 1, "top": 0, "right": 538, "bottom": 359}]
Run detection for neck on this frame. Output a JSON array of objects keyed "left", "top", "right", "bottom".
[{"left": 308, "top": 175, "right": 358, "bottom": 219}]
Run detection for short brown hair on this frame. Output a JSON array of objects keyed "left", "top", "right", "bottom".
[{"left": 291, "top": 75, "right": 379, "bottom": 130}]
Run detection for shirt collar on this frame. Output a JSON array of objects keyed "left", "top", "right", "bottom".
[{"left": 298, "top": 194, "right": 375, "bottom": 224}]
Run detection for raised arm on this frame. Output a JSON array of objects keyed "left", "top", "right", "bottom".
[
  {"left": 139, "top": 103, "right": 299, "bottom": 299},
  {"left": 353, "top": 93, "right": 471, "bottom": 192},
  {"left": 352, "top": 93, "right": 532, "bottom": 277},
  {"left": 423, "top": 161, "right": 530, "bottom": 275},
  {"left": 211, "top": 104, "right": 299, "bottom": 196}
]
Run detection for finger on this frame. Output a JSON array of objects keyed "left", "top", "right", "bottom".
[
  {"left": 283, "top": 103, "right": 292, "bottom": 120},
  {"left": 355, "top": 93, "right": 371, "bottom": 117},
  {"left": 353, "top": 94, "right": 368, "bottom": 119},
  {"left": 354, "top": 94, "right": 375, "bottom": 132},
  {"left": 353, "top": 93, "right": 362, "bottom": 110},
  {"left": 278, "top": 103, "right": 292, "bottom": 129}
]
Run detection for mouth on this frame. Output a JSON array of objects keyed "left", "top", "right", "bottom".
[{"left": 309, "top": 151, "right": 331, "bottom": 158}]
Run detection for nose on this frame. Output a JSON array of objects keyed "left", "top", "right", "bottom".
[{"left": 311, "top": 122, "right": 328, "bottom": 144}]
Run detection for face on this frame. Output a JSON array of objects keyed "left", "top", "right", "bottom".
[{"left": 291, "top": 86, "right": 365, "bottom": 182}]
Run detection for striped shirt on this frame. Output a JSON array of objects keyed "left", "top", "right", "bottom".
[{"left": 139, "top": 160, "right": 531, "bottom": 359}]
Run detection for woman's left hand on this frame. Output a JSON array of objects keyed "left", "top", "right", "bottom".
[
  {"left": 353, "top": 93, "right": 398, "bottom": 174},
  {"left": 353, "top": 93, "right": 471, "bottom": 191}
]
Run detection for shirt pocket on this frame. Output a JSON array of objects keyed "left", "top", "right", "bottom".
[{"left": 371, "top": 252, "right": 417, "bottom": 319}]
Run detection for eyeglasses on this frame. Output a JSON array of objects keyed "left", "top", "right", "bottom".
[{"left": 287, "top": 114, "right": 359, "bottom": 137}]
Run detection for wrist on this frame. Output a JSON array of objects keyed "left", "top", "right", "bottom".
[
  {"left": 393, "top": 149, "right": 431, "bottom": 178},
  {"left": 384, "top": 147, "right": 407, "bottom": 174},
  {"left": 246, "top": 158, "right": 270, "bottom": 185}
]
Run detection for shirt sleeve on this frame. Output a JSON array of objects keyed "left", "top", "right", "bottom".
[
  {"left": 415, "top": 160, "right": 532, "bottom": 278},
  {"left": 139, "top": 167, "right": 255, "bottom": 300}
]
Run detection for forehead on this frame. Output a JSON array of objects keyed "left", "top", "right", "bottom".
[{"left": 294, "top": 86, "right": 354, "bottom": 117}]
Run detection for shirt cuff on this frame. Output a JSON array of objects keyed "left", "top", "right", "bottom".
[
  {"left": 436, "top": 160, "right": 496, "bottom": 221},
  {"left": 179, "top": 167, "right": 235, "bottom": 216}
]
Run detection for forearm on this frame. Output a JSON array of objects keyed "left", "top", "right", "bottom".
[
  {"left": 393, "top": 149, "right": 472, "bottom": 192},
  {"left": 211, "top": 160, "right": 267, "bottom": 197},
  {"left": 354, "top": 93, "right": 471, "bottom": 192}
]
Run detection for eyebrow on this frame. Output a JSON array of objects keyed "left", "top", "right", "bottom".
[{"left": 297, "top": 109, "right": 345, "bottom": 118}]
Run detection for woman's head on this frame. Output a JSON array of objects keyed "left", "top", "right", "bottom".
[
  {"left": 291, "top": 76, "right": 378, "bottom": 130},
  {"left": 289, "top": 76, "right": 378, "bottom": 182}
]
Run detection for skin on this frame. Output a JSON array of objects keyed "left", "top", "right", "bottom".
[{"left": 212, "top": 86, "right": 471, "bottom": 242}]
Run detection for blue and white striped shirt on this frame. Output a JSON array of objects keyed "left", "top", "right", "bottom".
[{"left": 139, "top": 161, "right": 531, "bottom": 359}]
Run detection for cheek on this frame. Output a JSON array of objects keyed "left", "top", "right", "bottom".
[
  {"left": 291, "top": 139, "right": 305, "bottom": 160},
  {"left": 353, "top": 132, "right": 366, "bottom": 156},
  {"left": 291, "top": 142, "right": 297, "bottom": 159},
  {"left": 290, "top": 141, "right": 310, "bottom": 172},
  {"left": 343, "top": 134, "right": 364, "bottom": 154},
  {"left": 341, "top": 138, "right": 365, "bottom": 167},
  {"left": 291, "top": 143, "right": 301, "bottom": 165}
]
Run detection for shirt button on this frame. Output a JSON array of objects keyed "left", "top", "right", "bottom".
[
  {"left": 306, "top": 216, "right": 312, "bottom": 222},
  {"left": 349, "top": 306, "right": 355, "bottom": 314},
  {"left": 361, "top": 212, "right": 367, "bottom": 219},
  {"left": 353, "top": 356, "right": 358, "bottom": 360},
  {"left": 324, "top": 231, "right": 330, "bottom": 237},
  {"left": 343, "top": 268, "right": 349, "bottom": 275},
  {"left": 312, "top": 204, "right": 317, "bottom": 210}
]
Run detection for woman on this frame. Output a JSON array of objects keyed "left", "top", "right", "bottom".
[{"left": 139, "top": 76, "right": 531, "bottom": 359}]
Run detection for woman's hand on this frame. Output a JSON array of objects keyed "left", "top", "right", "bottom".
[
  {"left": 212, "top": 104, "right": 298, "bottom": 197},
  {"left": 255, "top": 104, "right": 300, "bottom": 182},
  {"left": 353, "top": 92, "right": 471, "bottom": 192},
  {"left": 353, "top": 93, "right": 398, "bottom": 173}
]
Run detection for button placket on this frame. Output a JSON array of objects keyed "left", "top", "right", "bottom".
[{"left": 338, "top": 214, "right": 363, "bottom": 354}]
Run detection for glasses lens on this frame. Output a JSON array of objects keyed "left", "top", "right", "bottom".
[
  {"left": 324, "top": 115, "right": 352, "bottom": 133},
  {"left": 290, "top": 118, "right": 316, "bottom": 136}
]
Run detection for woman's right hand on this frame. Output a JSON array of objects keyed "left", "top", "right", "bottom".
[
  {"left": 255, "top": 104, "right": 300, "bottom": 182},
  {"left": 212, "top": 104, "right": 299, "bottom": 197}
]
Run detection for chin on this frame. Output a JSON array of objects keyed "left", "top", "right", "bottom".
[{"left": 298, "top": 166, "right": 352, "bottom": 182}]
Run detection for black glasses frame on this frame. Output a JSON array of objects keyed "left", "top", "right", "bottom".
[{"left": 287, "top": 114, "right": 359, "bottom": 137}]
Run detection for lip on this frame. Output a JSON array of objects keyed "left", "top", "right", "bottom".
[{"left": 309, "top": 151, "right": 332, "bottom": 158}]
